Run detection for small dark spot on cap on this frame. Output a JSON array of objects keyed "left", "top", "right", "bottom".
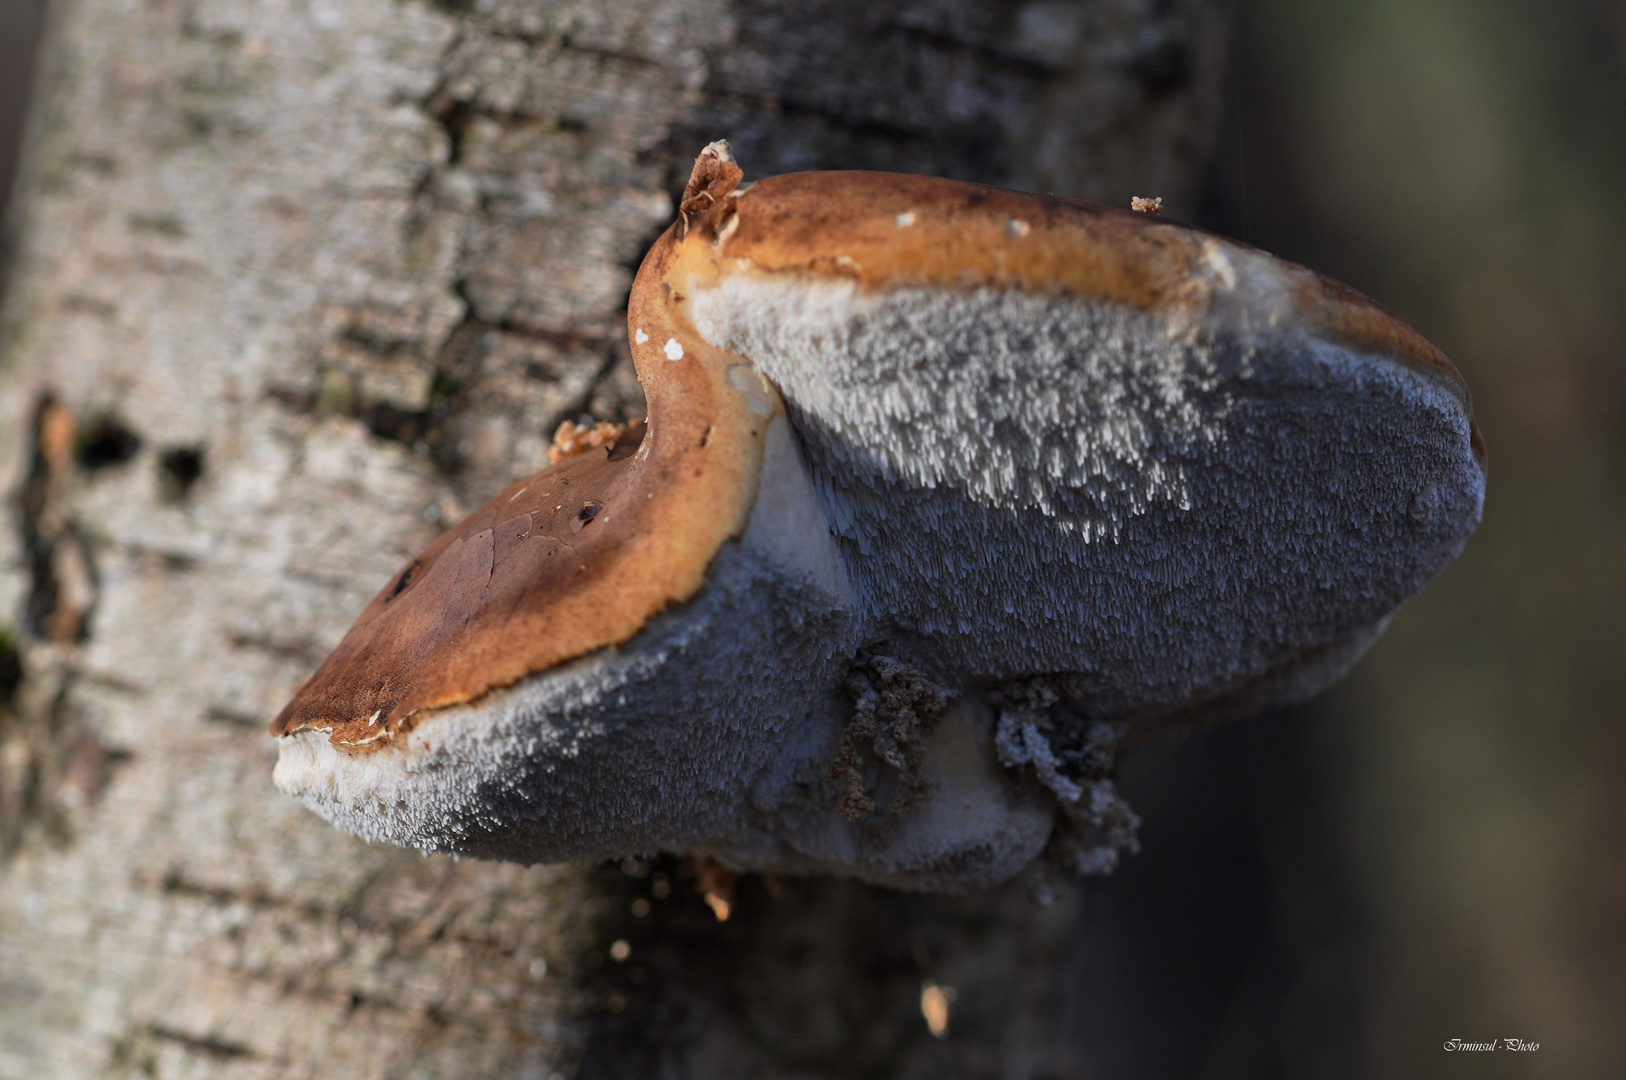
[
  {"left": 386, "top": 561, "right": 420, "bottom": 601},
  {"left": 571, "top": 501, "right": 604, "bottom": 533}
]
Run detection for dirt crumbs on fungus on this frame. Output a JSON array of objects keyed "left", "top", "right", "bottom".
[{"left": 828, "top": 654, "right": 954, "bottom": 821}]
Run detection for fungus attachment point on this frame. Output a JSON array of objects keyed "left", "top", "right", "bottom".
[
  {"left": 272, "top": 146, "right": 1483, "bottom": 893},
  {"left": 1130, "top": 195, "right": 1163, "bottom": 213}
]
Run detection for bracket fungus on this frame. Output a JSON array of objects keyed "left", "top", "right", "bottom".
[{"left": 271, "top": 143, "right": 1485, "bottom": 892}]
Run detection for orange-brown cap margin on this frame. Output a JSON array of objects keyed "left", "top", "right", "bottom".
[
  {"left": 716, "top": 171, "right": 1484, "bottom": 465},
  {"left": 270, "top": 149, "right": 775, "bottom": 750}
]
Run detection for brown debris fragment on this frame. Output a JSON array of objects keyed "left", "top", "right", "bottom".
[
  {"left": 826, "top": 654, "right": 953, "bottom": 821},
  {"left": 677, "top": 141, "right": 744, "bottom": 239},
  {"left": 548, "top": 419, "right": 628, "bottom": 464},
  {"left": 21, "top": 399, "right": 98, "bottom": 643},
  {"left": 691, "top": 855, "right": 738, "bottom": 921}
]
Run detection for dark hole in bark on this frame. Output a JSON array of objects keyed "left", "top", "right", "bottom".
[
  {"left": 426, "top": 97, "right": 477, "bottom": 167},
  {"left": 73, "top": 415, "right": 142, "bottom": 470},
  {"left": 158, "top": 445, "right": 204, "bottom": 502},
  {"left": 361, "top": 401, "right": 431, "bottom": 446},
  {"left": 0, "top": 630, "right": 21, "bottom": 709}
]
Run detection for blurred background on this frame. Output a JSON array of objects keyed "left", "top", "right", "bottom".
[
  {"left": 1075, "top": 1, "right": 1626, "bottom": 1076},
  {"left": 1, "top": 0, "right": 1620, "bottom": 1076}
]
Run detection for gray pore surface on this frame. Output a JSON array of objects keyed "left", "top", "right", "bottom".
[
  {"left": 276, "top": 265, "right": 1480, "bottom": 895},
  {"left": 0, "top": 1, "right": 1229, "bottom": 1077}
]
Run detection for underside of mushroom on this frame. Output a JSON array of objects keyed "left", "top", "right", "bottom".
[{"left": 270, "top": 144, "right": 1485, "bottom": 893}]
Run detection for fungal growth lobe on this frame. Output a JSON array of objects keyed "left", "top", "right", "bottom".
[{"left": 271, "top": 144, "right": 1485, "bottom": 892}]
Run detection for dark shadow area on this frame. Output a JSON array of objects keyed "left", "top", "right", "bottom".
[
  {"left": 1068, "top": 708, "right": 1373, "bottom": 1080},
  {"left": 1096, "top": 0, "right": 1626, "bottom": 1075}
]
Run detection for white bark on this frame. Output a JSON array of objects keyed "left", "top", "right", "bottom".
[{"left": 0, "top": 1, "right": 1227, "bottom": 1075}]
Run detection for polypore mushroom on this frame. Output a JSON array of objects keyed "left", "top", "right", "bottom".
[{"left": 271, "top": 143, "right": 1484, "bottom": 892}]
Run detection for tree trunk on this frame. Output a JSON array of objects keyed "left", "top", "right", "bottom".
[{"left": 0, "top": 1, "right": 1227, "bottom": 1076}]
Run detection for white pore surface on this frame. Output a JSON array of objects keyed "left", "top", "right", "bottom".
[{"left": 689, "top": 275, "right": 1485, "bottom": 716}]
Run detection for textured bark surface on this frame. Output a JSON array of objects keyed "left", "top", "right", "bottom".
[{"left": 0, "top": 1, "right": 1226, "bottom": 1076}]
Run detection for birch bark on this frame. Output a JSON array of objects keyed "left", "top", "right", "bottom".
[{"left": 0, "top": 1, "right": 1226, "bottom": 1076}]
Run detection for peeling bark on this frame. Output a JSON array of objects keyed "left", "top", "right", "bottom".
[{"left": 0, "top": 1, "right": 1227, "bottom": 1076}]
